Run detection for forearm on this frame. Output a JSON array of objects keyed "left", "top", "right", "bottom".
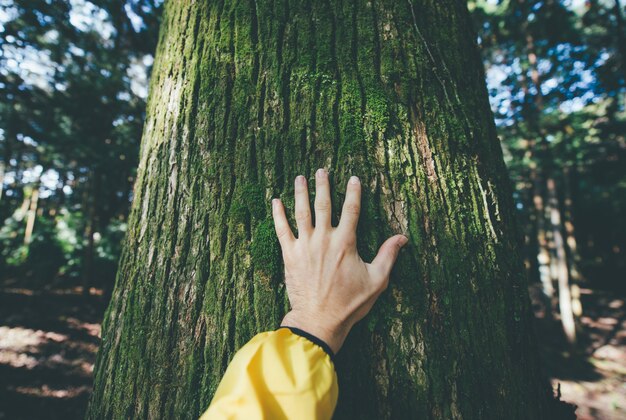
[{"left": 200, "top": 328, "right": 338, "bottom": 420}]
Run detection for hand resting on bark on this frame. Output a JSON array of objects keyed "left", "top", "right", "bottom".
[
  {"left": 276, "top": 168, "right": 409, "bottom": 354},
  {"left": 201, "top": 169, "right": 408, "bottom": 419}
]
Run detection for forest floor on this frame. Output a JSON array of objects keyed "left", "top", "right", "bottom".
[
  {"left": 0, "top": 280, "right": 624, "bottom": 419},
  {"left": 0, "top": 283, "right": 105, "bottom": 420},
  {"left": 529, "top": 284, "right": 626, "bottom": 420}
]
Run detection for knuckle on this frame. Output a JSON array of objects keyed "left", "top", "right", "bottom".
[
  {"left": 313, "top": 229, "right": 331, "bottom": 245},
  {"left": 275, "top": 226, "right": 290, "bottom": 239},
  {"left": 341, "top": 233, "right": 356, "bottom": 247},
  {"left": 294, "top": 209, "right": 310, "bottom": 222},
  {"left": 344, "top": 203, "right": 360, "bottom": 215},
  {"left": 315, "top": 199, "right": 331, "bottom": 211}
]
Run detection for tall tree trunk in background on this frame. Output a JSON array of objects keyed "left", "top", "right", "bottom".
[
  {"left": 563, "top": 166, "right": 581, "bottom": 278},
  {"left": 23, "top": 182, "right": 40, "bottom": 247},
  {"left": 88, "top": 1, "right": 556, "bottom": 418},
  {"left": 1, "top": 111, "right": 15, "bottom": 206},
  {"left": 563, "top": 165, "right": 583, "bottom": 318},
  {"left": 82, "top": 172, "right": 98, "bottom": 296},
  {"left": 82, "top": 211, "right": 95, "bottom": 296},
  {"left": 16, "top": 194, "right": 30, "bottom": 220},
  {"left": 0, "top": 162, "right": 5, "bottom": 203},
  {"left": 532, "top": 166, "right": 554, "bottom": 302},
  {"left": 521, "top": 19, "right": 555, "bottom": 305},
  {"left": 613, "top": 0, "right": 626, "bottom": 81},
  {"left": 546, "top": 177, "right": 576, "bottom": 344},
  {"left": 525, "top": 24, "right": 576, "bottom": 340}
]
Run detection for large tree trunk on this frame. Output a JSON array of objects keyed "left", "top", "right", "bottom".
[{"left": 88, "top": 1, "right": 554, "bottom": 418}]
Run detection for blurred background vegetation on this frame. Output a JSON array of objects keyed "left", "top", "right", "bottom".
[
  {"left": 0, "top": 0, "right": 624, "bottom": 418},
  {"left": 0, "top": 0, "right": 161, "bottom": 295}
]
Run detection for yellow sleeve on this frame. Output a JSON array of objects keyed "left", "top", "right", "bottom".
[{"left": 200, "top": 327, "right": 339, "bottom": 420}]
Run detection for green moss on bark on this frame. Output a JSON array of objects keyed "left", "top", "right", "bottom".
[
  {"left": 88, "top": 1, "right": 551, "bottom": 419},
  {"left": 229, "top": 183, "right": 267, "bottom": 222},
  {"left": 250, "top": 218, "right": 281, "bottom": 278}
]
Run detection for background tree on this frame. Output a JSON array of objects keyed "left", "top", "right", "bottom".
[
  {"left": 87, "top": 1, "right": 571, "bottom": 418},
  {"left": 0, "top": 0, "right": 162, "bottom": 289},
  {"left": 470, "top": 0, "right": 626, "bottom": 343}
]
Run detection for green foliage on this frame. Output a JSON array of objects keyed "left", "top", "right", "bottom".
[
  {"left": 0, "top": 200, "right": 128, "bottom": 286},
  {"left": 0, "top": 212, "right": 64, "bottom": 285},
  {"left": 0, "top": 211, "right": 28, "bottom": 269},
  {"left": 54, "top": 208, "right": 83, "bottom": 277},
  {"left": 0, "top": 0, "right": 162, "bottom": 288},
  {"left": 22, "top": 216, "right": 65, "bottom": 284},
  {"left": 471, "top": 0, "right": 626, "bottom": 287}
]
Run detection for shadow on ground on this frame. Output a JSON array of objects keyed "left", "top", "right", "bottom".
[
  {"left": 0, "top": 284, "right": 105, "bottom": 420},
  {"left": 530, "top": 285, "right": 626, "bottom": 420},
  {"left": 0, "top": 281, "right": 624, "bottom": 419}
]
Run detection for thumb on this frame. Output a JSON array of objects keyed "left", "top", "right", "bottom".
[{"left": 369, "top": 234, "right": 409, "bottom": 280}]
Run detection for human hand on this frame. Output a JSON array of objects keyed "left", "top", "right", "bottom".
[{"left": 271, "top": 168, "right": 408, "bottom": 354}]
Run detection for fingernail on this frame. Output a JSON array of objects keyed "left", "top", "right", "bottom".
[
  {"left": 296, "top": 175, "right": 305, "bottom": 185},
  {"left": 398, "top": 235, "right": 409, "bottom": 246},
  {"left": 349, "top": 176, "right": 359, "bottom": 185},
  {"left": 316, "top": 168, "right": 326, "bottom": 178},
  {"left": 272, "top": 198, "right": 278, "bottom": 209}
]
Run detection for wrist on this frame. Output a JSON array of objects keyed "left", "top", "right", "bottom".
[{"left": 281, "top": 310, "right": 350, "bottom": 354}]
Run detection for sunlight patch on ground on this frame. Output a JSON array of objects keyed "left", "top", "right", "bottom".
[
  {"left": 11, "top": 385, "right": 92, "bottom": 398},
  {"left": 544, "top": 291, "right": 626, "bottom": 420},
  {"left": 554, "top": 378, "right": 626, "bottom": 420},
  {"left": 0, "top": 287, "right": 104, "bottom": 296},
  {"left": 65, "top": 317, "right": 101, "bottom": 338},
  {"left": 0, "top": 326, "right": 68, "bottom": 369}
]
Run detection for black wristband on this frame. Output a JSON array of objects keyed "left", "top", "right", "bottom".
[{"left": 278, "top": 326, "right": 336, "bottom": 364}]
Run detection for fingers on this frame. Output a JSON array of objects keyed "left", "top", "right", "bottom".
[
  {"left": 314, "top": 168, "right": 331, "bottom": 229},
  {"left": 294, "top": 175, "right": 312, "bottom": 237},
  {"left": 338, "top": 176, "right": 361, "bottom": 235},
  {"left": 272, "top": 198, "right": 295, "bottom": 247},
  {"left": 368, "top": 234, "right": 409, "bottom": 285}
]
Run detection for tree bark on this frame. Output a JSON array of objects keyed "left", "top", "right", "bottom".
[
  {"left": 613, "top": 0, "right": 626, "bottom": 82},
  {"left": 546, "top": 177, "right": 576, "bottom": 344},
  {"left": 23, "top": 181, "right": 40, "bottom": 247},
  {"left": 0, "top": 162, "right": 5, "bottom": 204},
  {"left": 532, "top": 167, "right": 554, "bottom": 302},
  {"left": 562, "top": 165, "right": 583, "bottom": 318},
  {"left": 517, "top": 18, "right": 554, "bottom": 306},
  {"left": 82, "top": 171, "right": 99, "bottom": 296},
  {"left": 522, "top": 23, "right": 576, "bottom": 343},
  {"left": 88, "top": 1, "right": 553, "bottom": 418}
]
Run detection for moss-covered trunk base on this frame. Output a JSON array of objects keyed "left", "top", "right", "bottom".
[{"left": 88, "top": 1, "right": 552, "bottom": 418}]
